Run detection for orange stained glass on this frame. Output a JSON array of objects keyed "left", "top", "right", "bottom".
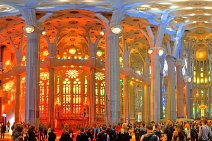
[
  {"left": 84, "top": 76, "right": 88, "bottom": 104},
  {"left": 56, "top": 76, "right": 60, "bottom": 104},
  {"left": 39, "top": 71, "right": 49, "bottom": 115},
  {"left": 95, "top": 72, "right": 105, "bottom": 115},
  {"left": 62, "top": 78, "right": 71, "bottom": 113},
  {"left": 73, "top": 78, "right": 81, "bottom": 113}
]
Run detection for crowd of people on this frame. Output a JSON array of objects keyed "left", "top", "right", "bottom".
[{"left": 2, "top": 119, "right": 212, "bottom": 141}]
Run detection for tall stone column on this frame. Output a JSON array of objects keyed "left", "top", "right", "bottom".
[
  {"left": 149, "top": 48, "right": 161, "bottom": 122},
  {"left": 166, "top": 55, "right": 176, "bottom": 120},
  {"left": 129, "top": 82, "right": 135, "bottom": 123},
  {"left": 89, "top": 68, "right": 96, "bottom": 125},
  {"left": 48, "top": 68, "right": 55, "bottom": 127},
  {"left": 143, "top": 57, "right": 150, "bottom": 123},
  {"left": 185, "top": 82, "right": 192, "bottom": 118},
  {"left": 176, "top": 59, "right": 184, "bottom": 118},
  {"left": 21, "top": 8, "right": 40, "bottom": 126},
  {"left": 0, "top": 46, "right": 2, "bottom": 117},
  {"left": 209, "top": 59, "right": 212, "bottom": 118},
  {"left": 105, "top": 31, "right": 120, "bottom": 124},
  {"left": 15, "top": 75, "right": 21, "bottom": 122},
  {"left": 185, "top": 53, "right": 192, "bottom": 118},
  {"left": 143, "top": 83, "right": 150, "bottom": 123},
  {"left": 123, "top": 76, "right": 129, "bottom": 123}
]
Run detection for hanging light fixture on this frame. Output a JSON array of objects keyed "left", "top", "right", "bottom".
[
  {"left": 69, "top": 48, "right": 76, "bottom": 55},
  {"left": 41, "top": 30, "right": 47, "bottom": 35},
  {"left": 96, "top": 49, "right": 103, "bottom": 57},
  {"left": 100, "top": 30, "right": 105, "bottom": 36},
  {"left": 158, "top": 49, "right": 164, "bottom": 56},
  {"left": 23, "top": 25, "right": 35, "bottom": 34},
  {"left": 111, "top": 25, "right": 123, "bottom": 34},
  {"left": 148, "top": 49, "right": 153, "bottom": 54}
]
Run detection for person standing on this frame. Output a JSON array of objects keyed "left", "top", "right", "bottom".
[
  {"left": 117, "top": 123, "right": 132, "bottom": 141},
  {"left": 6, "top": 121, "right": 10, "bottom": 132},
  {"left": 44, "top": 125, "right": 48, "bottom": 139},
  {"left": 39, "top": 123, "right": 44, "bottom": 141},
  {"left": 140, "top": 124, "right": 159, "bottom": 141},
  {"left": 28, "top": 125, "right": 37, "bottom": 141},
  {"left": 135, "top": 124, "right": 141, "bottom": 141},
  {"left": 97, "top": 124, "right": 110, "bottom": 141},
  {"left": 48, "top": 128, "right": 56, "bottom": 141},
  {"left": 60, "top": 124, "right": 72, "bottom": 141},
  {"left": 198, "top": 119, "right": 212, "bottom": 141},
  {"left": 1, "top": 123, "right": 6, "bottom": 139}
]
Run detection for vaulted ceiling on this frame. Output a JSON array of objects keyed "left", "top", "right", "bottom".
[{"left": 0, "top": 0, "right": 211, "bottom": 68}]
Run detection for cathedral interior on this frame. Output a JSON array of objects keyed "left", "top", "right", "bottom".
[{"left": 0, "top": 0, "right": 212, "bottom": 128}]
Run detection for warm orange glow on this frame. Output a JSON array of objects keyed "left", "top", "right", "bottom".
[
  {"left": 69, "top": 48, "right": 76, "bottom": 55},
  {"left": 95, "top": 72, "right": 105, "bottom": 80},
  {"left": 196, "top": 49, "right": 207, "bottom": 60},
  {"left": 22, "top": 56, "right": 26, "bottom": 61},
  {"left": 5, "top": 60, "right": 11, "bottom": 66},
  {"left": 66, "top": 70, "right": 79, "bottom": 79},
  {"left": 3, "top": 81, "right": 14, "bottom": 91},
  {"left": 199, "top": 104, "right": 207, "bottom": 109},
  {"left": 40, "top": 72, "right": 49, "bottom": 80},
  {"left": 42, "top": 50, "right": 49, "bottom": 56}
]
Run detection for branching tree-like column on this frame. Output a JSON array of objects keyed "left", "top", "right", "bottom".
[
  {"left": 21, "top": 8, "right": 40, "bottom": 126},
  {"left": 105, "top": 9, "right": 124, "bottom": 125},
  {"left": 166, "top": 55, "right": 176, "bottom": 120},
  {"left": 86, "top": 28, "right": 102, "bottom": 125},
  {"left": 140, "top": 12, "right": 171, "bottom": 122},
  {"left": 43, "top": 28, "right": 64, "bottom": 128},
  {"left": 143, "top": 57, "right": 150, "bottom": 123},
  {"left": 176, "top": 59, "right": 184, "bottom": 118},
  {"left": 7, "top": 35, "right": 24, "bottom": 122},
  {"left": 174, "top": 25, "right": 185, "bottom": 118},
  {"left": 123, "top": 38, "right": 130, "bottom": 123},
  {"left": 184, "top": 41, "right": 192, "bottom": 118}
]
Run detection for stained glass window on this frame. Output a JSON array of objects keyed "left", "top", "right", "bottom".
[
  {"left": 99, "top": 82, "right": 105, "bottom": 114},
  {"left": 95, "top": 72, "right": 105, "bottom": 115},
  {"left": 40, "top": 72, "right": 49, "bottom": 116},
  {"left": 56, "top": 76, "right": 60, "bottom": 104},
  {"left": 20, "top": 77, "right": 26, "bottom": 121},
  {"left": 62, "top": 78, "right": 71, "bottom": 113},
  {"left": 120, "top": 79, "right": 124, "bottom": 117},
  {"left": 84, "top": 76, "right": 88, "bottom": 104},
  {"left": 73, "top": 78, "right": 81, "bottom": 113}
]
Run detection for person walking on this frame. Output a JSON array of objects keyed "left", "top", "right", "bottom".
[
  {"left": 6, "top": 120, "right": 10, "bottom": 132},
  {"left": 39, "top": 123, "right": 44, "bottom": 141},
  {"left": 1, "top": 123, "right": 6, "bottom": 139}
]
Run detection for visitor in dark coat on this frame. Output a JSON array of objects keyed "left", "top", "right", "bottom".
[
  {"left": 28, "top": 126, "right": 37, "bottom": 141},
  {"left": 48, "top": 128, "right": 56, "bottom": 141},
  {"left": 1, "top": 123, "right": 6, "bottom": 139}
]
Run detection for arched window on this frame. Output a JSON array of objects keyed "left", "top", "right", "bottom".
[
  {"left": 95, "top": 72, "right": 105, "bottom": 115},
  {"left": 73, "top": 78, "right": 81, "bottom": 113},
  {"left": 40, "top": 72, "right": 49, "bottom": 117},
  {"left": 62, "top": 78, "right": 71, "bottom": 113}
]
